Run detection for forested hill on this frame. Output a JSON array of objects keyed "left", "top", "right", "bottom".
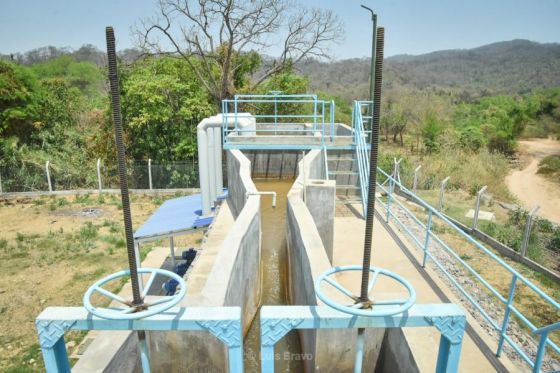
[{"left": 297, "top": 39, "right": 560, "bottom": 100}]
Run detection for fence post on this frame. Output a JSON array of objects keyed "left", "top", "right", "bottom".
[
  {"left": 96, "top": 159, "right": 102, "bottom": 193},
  {"left": 521, "top": 206, "right": 540, "bottom": 257},
  {"left": 45, "top": 161, "right": 52, "bottom": 192},
  {"left": 386, "top": 176, "right": 393, "bottom": 223},
  {"left": 393, "top": 158, "right": 402, "bottom": 185},
  {"left": 423, "top": 209, "right": 433, "bottom": 267},
  {"left": 438, "top": 176, "right": 450, "bottom": 211},
  {"left": 412, "top": 165, "right": 421, "bottom": 194},
  {"left": 472, "top": 185, "right": 487, "bottom": 231},
  {"left": 148, "top": 159, "right": 153, "bottom": 190},
  {"left": 497, "top": 274, "right": 518, "bottom": 357},
  {"left": 0, "top": 171, "right": 3, "bottom": 194}
]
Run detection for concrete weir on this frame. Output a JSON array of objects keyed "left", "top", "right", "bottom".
[{"left": 71, "top": 147, "right": 514, "bottom": 372}]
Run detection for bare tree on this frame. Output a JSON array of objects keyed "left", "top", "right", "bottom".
[{"left": 136, "top": 0, "right": 344, "bottom": 105}]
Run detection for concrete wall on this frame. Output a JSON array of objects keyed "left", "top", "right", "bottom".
[
  {"left": 286, "top": 150, "right": 384, "bottom": 372},
  {"left": 148, "top": 149, "right": 261, "bottom": 372},
  {"left": 76, "top": 150, "right": 261, "bottom": 373},
  {"left": 305, "top": 179, "right": 335, "bottom": 261}
]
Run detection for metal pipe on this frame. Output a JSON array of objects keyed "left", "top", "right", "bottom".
[
  {"left": 245, "top": 191, "right": 276, "bottom": 208},
  {"left": 361, "top": 4, "right": 377, "bottom": 129},
  {"left": 472, "top": 185, "right": 487, "bottom": 230},
  {"left": 197, "top": 121, "right": 211, "bottom": 216},
  {"left": 169, "top": 237, "right": 175, "bottom": 268},
  {"left": 148, "top": 159, "right": 153, "bottom": 190},
  {"left": 207, "top": 126, "right": 216, "bottom": 206},
  {"left": 214, "top": 126, "right": 223, "bottom": 196}
]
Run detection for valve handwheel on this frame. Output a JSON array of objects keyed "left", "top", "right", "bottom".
[
  {"left": 315, "top": 265, "right": 416, "bottom": 317},
  {"left": 83, "top": 268, "right": 186, "bottom": 320}
]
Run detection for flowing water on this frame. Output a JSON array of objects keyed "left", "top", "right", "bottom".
[{"left": 243, "top": 179, "right": 303, "bottom": 373}]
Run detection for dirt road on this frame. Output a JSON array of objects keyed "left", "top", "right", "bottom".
[{"left": 505, "top": 139, "right": 560, "bottom": 224}]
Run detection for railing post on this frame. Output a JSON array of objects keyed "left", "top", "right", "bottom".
[
  {"left": 148, "top": 159, "right": 153, "bottom": 190},
  {"left": 438, "top": 176, "right": 450, "bottom": 211},
  {"left": 96, "top": 159, "right": 103, "bottom": 193},
  {"left": 521, "top": 206, "right": 539, "bottom": 257},
  {"left": 533, "top": 331, "right": 549, "bottom": 373},
  {"left": 313, "top": 96, "right": 317, "bottom": 131},
  {"left": 330, "top": 100, "right": 335, "bottom": 142},
  {"left": 412, "top": 165, "right": 421, "bottom": 194},
  {"left": 45, "top": 161, "right": 53, "bottom": 192},
  {"left": 497, "top": 274, "right": 518, "bottom": 357},
  {"left": 472, "top": 185, "right": 487, "bottom": 231},
  {"left": 423, "top": 209, "right": 433, "bottom": 267}
]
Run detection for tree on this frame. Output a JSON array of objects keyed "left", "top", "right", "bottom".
[
  {"left": 136, "top": 0, "right": 343, "bottom": 106},
  {"left": 120, "top": 56, "right": 214, "bottom": 161},
  {"left": 0, "top": 61, "right": 40, "bottom": 141},
  {"left": 421, "top": 111, "right": 442, "bottom": 153}
]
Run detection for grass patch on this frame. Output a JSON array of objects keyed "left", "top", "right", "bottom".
[{"left": 538, "top": 154, "right": 560, "bottom": 182}]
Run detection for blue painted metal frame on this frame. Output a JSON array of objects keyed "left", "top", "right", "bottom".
[
  {"left": 222, "top": 93, "right": 337, "bottom": 150},
  {"left": 259, "top": 304, "right": 466, "bottom": 373},
  {"left": 36, "top": 306, "right": 243, "bottom": 373},
  {"left": 353, "top": 100, "right": 373, "bottom": 215},
  {"left": 370, "top": 167, "right": 560, "bottom": 370}
]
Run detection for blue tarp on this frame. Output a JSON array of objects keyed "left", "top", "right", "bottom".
[{"left": 134, "top": 194, "right": 213, "bottom": 241}]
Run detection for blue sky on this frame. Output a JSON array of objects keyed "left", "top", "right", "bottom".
[{"left": 1, "top": 0, "right": 559, "bottom": 59}]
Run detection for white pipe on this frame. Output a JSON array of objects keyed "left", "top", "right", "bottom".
[
  {"left": 207, "top": 125, "right": 216, "bottom": 206},
  {"left": 197, "top": 113, "right": 256, "bottom": 217},
  {"left": 214, "top": 126, "right": 223, "bottom": 196},
  {"left": 246, "top": 191, "right": 277, "bottom": 208},
  {"left": 197, "top": 120, "right": 211, "bottom": 216}
]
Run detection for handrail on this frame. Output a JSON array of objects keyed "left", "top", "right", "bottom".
[
  {"left": 221, "top": 94, "right": 337, "bottom": 147},
  {"left": 374, "top": 166, "right": 560, "bottom": 369},
  {"left": 353, "top": 101, "right": 373, "bottom": 215}
]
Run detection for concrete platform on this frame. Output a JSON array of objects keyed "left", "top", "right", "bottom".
[{"left": 333, "top": 208, "right": 521, "bottom": 372}]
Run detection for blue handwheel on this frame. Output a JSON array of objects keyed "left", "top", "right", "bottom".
[
  {"left": 315, "top": 265, "right": 416, "bottom": 317},
  {"left": 83, "top": 268, "right": 186, "bottom": 320}
]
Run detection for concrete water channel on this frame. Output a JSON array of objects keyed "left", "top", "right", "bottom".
[{"left": 244, "top": 180, "right": 302, "bottom": 372}]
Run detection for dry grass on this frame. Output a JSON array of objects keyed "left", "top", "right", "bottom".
[
  {"left": 0, "top": 192, "right": 199, "bottom": 372},
  {"left": 380, "top": 143, "right": 513, "bottom": 201}
]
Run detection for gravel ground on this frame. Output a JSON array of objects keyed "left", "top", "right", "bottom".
[{"left": 385, "top": 202, "right": 559, "bottom": 372}]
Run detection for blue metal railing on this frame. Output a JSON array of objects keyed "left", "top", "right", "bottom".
[
  {"left": 353, "top": 100, "right": 373, "bottom": 215},
  {"left": 36, "top": 306, "right": 243, "bottom": 373},
  {"left": 371, "top": 167, "right": 560, "bottom": 370},
  {"left": 221, "top": 93, "right": 336, "bottom": 147},
  {"left": 260, "top": 304, "right": 466, "bottom": 373}
]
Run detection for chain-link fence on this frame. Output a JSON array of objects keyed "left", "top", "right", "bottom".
[{"left": 0, "top": 158, "right": 200, "bottom": 193}]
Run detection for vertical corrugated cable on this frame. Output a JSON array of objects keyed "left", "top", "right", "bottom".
[
  {"left": 360, "top": 27, "right": 385, "bottom": 302},
  {"left": 106, "top": 27, "right": 142, "bottom": 306}
]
